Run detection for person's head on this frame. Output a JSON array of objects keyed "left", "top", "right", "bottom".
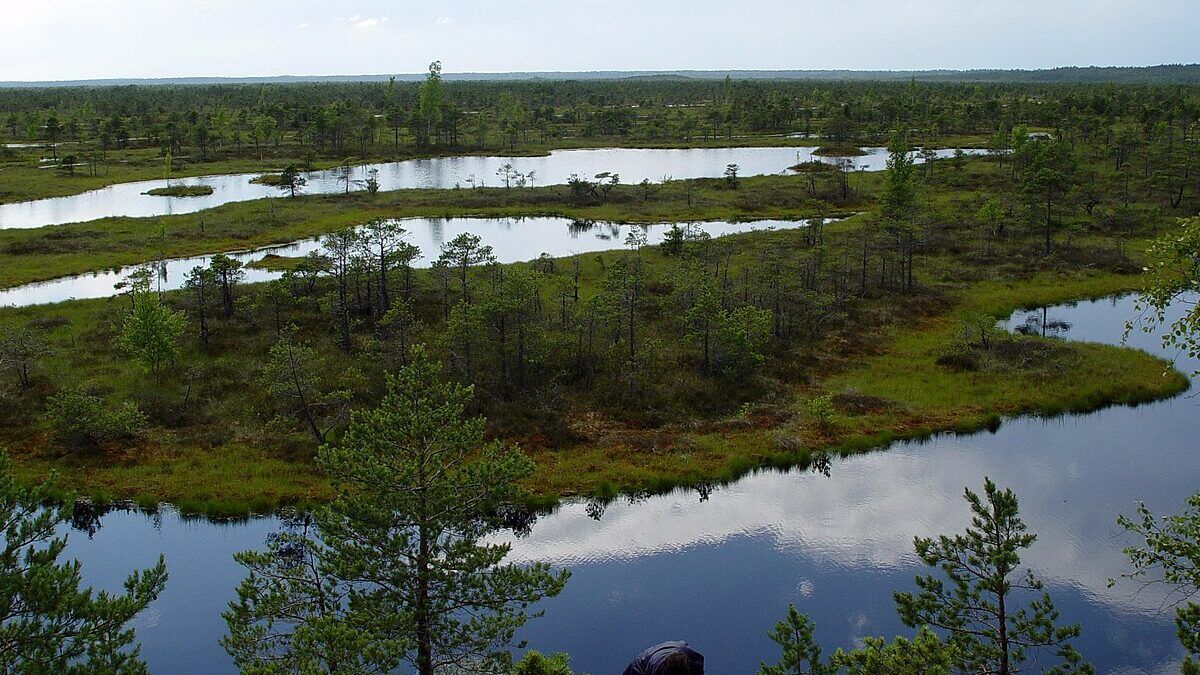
[{"left": 659, "top": 652, "right": 702, "bottom": 675}]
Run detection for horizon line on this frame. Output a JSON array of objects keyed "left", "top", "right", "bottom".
[{"left": 4, "top": 63, "right": 1200, "bottom": 87}]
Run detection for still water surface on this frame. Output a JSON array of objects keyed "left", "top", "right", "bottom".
[
  {"left": 62, "top": 295, "right": 1196, "bottom": 673},
  {"left": 0, "top": 146, "right": 981, "bottom": 229},
  {"left": 0, "top": 217, "right": 836, "bottom": 307}
]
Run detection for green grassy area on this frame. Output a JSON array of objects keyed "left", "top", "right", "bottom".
[
  {"left": 813, "top": 144, "right": 868, "bottom": 156},
  {"left": 521, "top": 269, "right": 1187, "bottom": 498},
  {"left": 3, "top": 266, "right": 1183, "bottom": 515}
]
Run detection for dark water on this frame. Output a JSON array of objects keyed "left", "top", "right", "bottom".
[
  {"left": 62, "top": 294, "right": 1196, "bottom": 673},
  {"left": 0, "top": 146, "right": 982, "bottom": 230},
  {"left": 0, "top": 217, "right": 837, "bottom": 307}
]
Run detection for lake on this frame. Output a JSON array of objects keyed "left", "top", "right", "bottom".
[
  {"left": 60, "top": 294, "right": 1197, "bottom": 673},
  {"left": 0, "top": 216, "right": 837, "bottom": 307},
  {"left": 0, "top": 146, "right": 982, "bottom": 229}
]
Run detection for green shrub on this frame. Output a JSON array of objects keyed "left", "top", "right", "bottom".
[
  {"left": 714, "top": 306, "right": 773, "bottom": 380},
  {"left": 512, "top": 651, "right": 573, "bottom": 675},
  {"left": 807, "top": 394, "right": 835, "bottom": 430},
  {"left": 45, "top": 389, "right": 146, "bottom": 450},
  {"left": 120, "top": 289, "right": 185, "bottom": 374},
  {"left": 957, "top": 313, "right": 1003, "bottom": 352}
]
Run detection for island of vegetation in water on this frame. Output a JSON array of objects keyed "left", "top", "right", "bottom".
[
  {"left": 142, "top": 184, "right": 215, "bottom": 197},
  {"left": 812, "top": 144, "right": 868, "bottom": 156},
  {"left": 248, "top": 172, "right": 284, "bottom": 186}
]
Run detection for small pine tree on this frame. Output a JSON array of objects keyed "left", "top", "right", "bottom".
[
  {"left": 225, "top": 349, "right": 569, "bottom": 674},
  {"left": 120, "top": 287, "right": 185, "bottom": 375},
  {"left": 894, "top": 479, "right": 1091, "bottom": 675}
]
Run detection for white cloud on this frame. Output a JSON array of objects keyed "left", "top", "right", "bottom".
[
  {"left": 435, "top": 16, "right": 452, "bottom": 25},
  {"left": 346, "top": 14, "right": 360, "bottom": 22},
  {"left": 295, "top": 22, "right": 308, "bottom": 29},
  {"left": 354, "top": 18, "right": 378, "bottom": 29}
]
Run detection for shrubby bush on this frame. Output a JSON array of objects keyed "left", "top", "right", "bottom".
[
  {"left": 45, "top": 388, "right": 146, "bottom": 449},
  {"left": 807, "top": 394, "right": 835, "bottom": 430},
  {"left": 713, "top": 305, "right": 773, "bottom": 380},
  {"left": 511, "top": 651, "right": 574, "bottom": 675}
]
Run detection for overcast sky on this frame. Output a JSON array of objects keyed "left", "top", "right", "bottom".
[{"left": 3, "top": 0, "right": 1198, "bottom": 81}]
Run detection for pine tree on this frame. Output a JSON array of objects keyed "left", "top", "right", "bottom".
[
  {"left": 894, "top": 478, "right": 1091, "bottom": 675},
  {"left": 225, "top": 348, "right": 568, "bottom": 674},
  {"left": 120, "top": 286, "right": 185, "bottom": 375}
]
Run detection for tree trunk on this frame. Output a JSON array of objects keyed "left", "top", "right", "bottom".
[
  {"left": 628, "top": 289, "right": 636, "bottom": 360},
  {"left": 517, "top": 319, "right": 526, "bottom": 389},
  {"left": 291, "top": 360, "right": 324, "bottom": 444},
  {"left": 378, "top": 253, "right": 390, "bottom": 313},
  {"left": 998, "top": 583, "right": 1009, "bottom": 675},
  {"left": 416, "top": 500, "right": 434, "bottom": 675},
  {"left": 1044, "top": 190, "right": 1053, "bottom": 254}
]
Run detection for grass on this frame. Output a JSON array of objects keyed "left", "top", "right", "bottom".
[
  {"left": 814, "top": 144, "right": 867, "bottom": 156},
  {"left": 10, "top": 442, "right": 330, "bottom": 516}
]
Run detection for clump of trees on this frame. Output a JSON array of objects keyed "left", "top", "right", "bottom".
[{"left": 46, "top": 388, "right": 146, "bottom": 450}]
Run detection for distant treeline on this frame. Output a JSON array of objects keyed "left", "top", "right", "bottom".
[
  {"left": 3, "top": 67, "right": 1197, "bottom": 174},
  {"left": 2, "top": 63, "right": 1199, "bottom": 88}
]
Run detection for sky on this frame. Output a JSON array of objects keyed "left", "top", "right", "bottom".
[{"left": 2, "top": 0, "right": 1198, "bottom": 81}]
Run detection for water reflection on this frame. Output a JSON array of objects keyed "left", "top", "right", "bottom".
[
  {"left": 59, "top": 295, "right": 1196, "bottom": 673},
  {"left": 0, "top": 216, "right": 836, "bottom": 307},
  {"left": 1013, "top": 306, "right": 1074, "bottom": 338},
  {"left": 0, "top": 146, "right": 983, "bottom": 230}
]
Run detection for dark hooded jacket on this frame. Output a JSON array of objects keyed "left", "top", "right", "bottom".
[{"left": 621, "top": 642, "right": 704, "bottom": 675}]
